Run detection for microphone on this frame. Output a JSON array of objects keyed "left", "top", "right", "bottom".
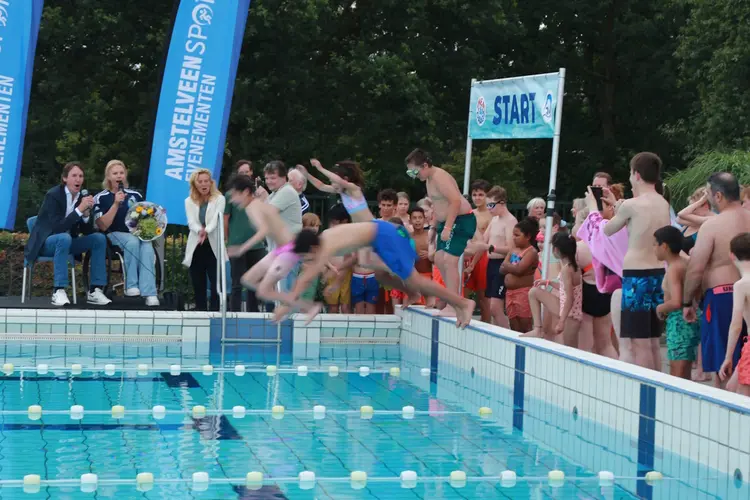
[
  {"left": 80, "top": 189, "right": 89, "bottom": 198},
  {"left": 118, "top": 181, "right": 124, "bottom": 192}
]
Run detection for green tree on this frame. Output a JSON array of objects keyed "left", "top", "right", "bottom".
[
  {"left": 674, "top": 0, "right": 750, "bottom": 153},
  {"left": 18, "top": 0, "right": 173, "bottom": 228},
  {"left": 666, "top": 150, "right": 750, "bottom": 210},
  {"left": 443, "top": 144, "right": 527, "bottom": 202},
  {"left": 13, "top": 0, "right": 697, "bottom": 230}
]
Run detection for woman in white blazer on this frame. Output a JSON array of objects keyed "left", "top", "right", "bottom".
[{"left": 183, "top": 168, "right": 226, "bottom": 311}]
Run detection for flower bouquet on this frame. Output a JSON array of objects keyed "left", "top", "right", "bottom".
[{"left": 126, "top": 202, "right": 168, "bottom": 241}]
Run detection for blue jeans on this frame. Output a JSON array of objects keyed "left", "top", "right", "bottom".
[
  {"left": 41, "top": 233, "right": 107, "bottom": 289},
  {"left": 107, "top": 232, "right": 157, "bottom": 297}
]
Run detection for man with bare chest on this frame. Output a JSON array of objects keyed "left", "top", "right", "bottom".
[
  {"left": 406, "top": 149, "right": 476, "bottom": 317},
  {"left": 602, "top": 152, "right": 671, "bottom": 370},
  {"left": 683, "top": 172, "right": 750, "bottom": 387},
  {"left": 466, "top": 186, "right": 517, "bottom": 328},
  {"left": 464, "top": 180, "right": 493, "bottom": 322}
]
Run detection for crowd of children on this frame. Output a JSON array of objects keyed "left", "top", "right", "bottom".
[{"left": 224, "top": 149, "right": 750, "bottom": 396}]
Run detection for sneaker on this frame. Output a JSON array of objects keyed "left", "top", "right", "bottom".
[
  {"left": 87, "top": 288, "right": 112, "bottom": 306},
  {"left": 51, "top": 289, "right": 70, "bottom": 307},
  {"left": 145, "top": 296, "right": 160, "bottom": 307},
  {"left": 124, "top": 288, "right": 141, "bottom": 297}
]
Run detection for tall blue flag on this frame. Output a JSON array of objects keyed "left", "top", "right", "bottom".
[
  {"left": 0, "top": 0, "right": 44, "bottom": 230},
  {"left": 146, "top": 0, "right": 251, "bottom": 226}
]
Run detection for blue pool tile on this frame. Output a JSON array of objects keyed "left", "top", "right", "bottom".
[
  {"left": 280, "top": 320, "right": 293, "bottom": 356},
  {"left": 513, "top": 344, "right": 526, "bottom": 431},
  {"left": 233, "top": 485, "right": 288, "bottom": 499},
  {"left": 0, "top": 423, "right": 187, "bottom": 431},
  {"left": 192, "top": 415, "right": 242, "bottom": 440},
  {"left": 637, "top": 383, "right": 657, "bottom": 500},
  {"left": 430, "top": 318, "right": 439, "bottom": 387},
  {"left": 161, "top": 372, "right": 201, "bottom": 388}
]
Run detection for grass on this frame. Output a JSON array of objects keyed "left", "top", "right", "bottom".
[{"left": 665, "top": 150, "right": 750, "bottom": 210}]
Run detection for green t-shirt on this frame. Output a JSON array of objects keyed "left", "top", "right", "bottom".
[{"left": 224, "top": 192, "right": 264, "bottom": 250}]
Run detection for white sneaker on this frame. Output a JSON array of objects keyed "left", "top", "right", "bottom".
[
  {"left": 87, "top": 288, "right": 112, "bottom": 306},
  {"left": 51, "top": 289, "right": 70, "bottom": 307},
  {"left": 125, "top": 288, "right": 141, "bottom": 297},
  {"left": 145, "top": 296, "right": 160, "bottom": 307}
]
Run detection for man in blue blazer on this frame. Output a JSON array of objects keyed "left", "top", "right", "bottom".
[{"left": 25, "top": 162, "right": 111, "bottom": 306}]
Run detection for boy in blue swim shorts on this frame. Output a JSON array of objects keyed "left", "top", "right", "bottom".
[{"left": 287, "top": 220, "right": 476, "bottom": 327}]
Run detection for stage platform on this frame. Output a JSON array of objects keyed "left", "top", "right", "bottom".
[{"left": 0, "top": 295, "right": 177, "bottom": 311}]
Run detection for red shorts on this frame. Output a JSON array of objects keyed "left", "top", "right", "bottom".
[
  {"left": 465, "top": 252, "right": 489, "bottom": 292},
  {"left": 506, "top": 287, "right": 532, "bottom": 319},
  {"left": 415, "top": 272, "right": 433, "bottom": 305},
  {"left": 738, "top": 339, "right": 750, "bottom": 386},
  {"left": 432, "top": 267, "right": 446, "bottom": 288}
]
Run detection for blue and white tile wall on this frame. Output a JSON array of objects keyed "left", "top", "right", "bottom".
[
  {"left": 0, "top": 342, "right": 201, "bottom": 368},
  {"left": 399, "top": 308, "right": 750, "bottom": 499},
  {"left": 0, "top": 309, "right": 405, "bottom": 367},
  {"left": 292, "top": 314, "right": 401, "bottom": 361}
]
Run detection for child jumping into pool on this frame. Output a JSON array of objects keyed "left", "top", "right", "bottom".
[
  {"left": 284, "top": 220, "right": 476, "bottom": 327},
  {"left": 719, "top": 233, "right": 750, "bottom": 395},
  {"left": 226, "top": 175, "right": 323, "bottom": 321}
]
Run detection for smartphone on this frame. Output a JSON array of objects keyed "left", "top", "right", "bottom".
[{"left": 590, "top": 186, "right": 604, "bottom": 211}]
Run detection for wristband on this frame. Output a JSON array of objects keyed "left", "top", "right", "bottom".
[
  {"left": 682, "top": 302, "right": 693, "bottom": 308},
  {"left": 488, "top": 245, "right": 495, "bottom": 255}
]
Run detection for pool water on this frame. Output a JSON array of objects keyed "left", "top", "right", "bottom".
[{"left": 0, "top": 342, "right": 737, "bottom": 499}]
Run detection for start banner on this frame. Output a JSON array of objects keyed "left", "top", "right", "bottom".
[{"left": 468, "top": 72, "right": 561, "bottom": 140}]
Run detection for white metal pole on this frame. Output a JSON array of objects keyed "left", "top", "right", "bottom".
[
  {"left": 462, "top": 78, "right": 476, "bottom": 196},
  {"left": 541, "top": 68, "right": 566, "bottom": 280},
  {"left": 218, "top": 212, "right": 227, "bottom": 341},
  {"left": 457, "top": 79, "right": 477, "bottom": 293}
]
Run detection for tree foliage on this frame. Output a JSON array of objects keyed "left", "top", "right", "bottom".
[
  {"left": 674, "top": 0, "right": 750, "bottom": 153},
  {"left": 11, "top": 0, "right": 748, "bottom": 229},
  {"left": 666, "top": 150, "right": 750, "bottom": 210}
]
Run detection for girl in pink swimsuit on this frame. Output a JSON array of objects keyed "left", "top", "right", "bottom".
[{"left": 552, "top": 232, "right": 583, "bottom": 347}]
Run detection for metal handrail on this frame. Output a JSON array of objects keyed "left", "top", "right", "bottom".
[{"left": 216, "top": 211, "right": 227, "bottom": 342}]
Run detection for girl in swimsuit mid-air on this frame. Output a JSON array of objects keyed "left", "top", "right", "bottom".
[
  {"left": 298, "top": 159, "right": 373, "bottom": 221},
  {"left": 300, "top": 159, "right": 420, "bottom": 305}
]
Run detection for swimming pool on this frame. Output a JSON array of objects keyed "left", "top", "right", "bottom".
[{"left": 0, "top": 308, "right": 748, "bottom": 499}]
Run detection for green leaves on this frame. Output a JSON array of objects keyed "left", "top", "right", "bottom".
[
  {"left": 666, "top": 150, "right": 750, "bottom": 210},
  {"left": 13, "top": 0, "right": 744, "bottom": 232},
  {"left": 675, "top": 0, "right": 750, "bottom": 153}
]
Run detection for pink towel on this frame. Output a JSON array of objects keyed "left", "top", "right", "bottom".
[{"left": 576, "top": 211, "right": 628, "bottom": 293}]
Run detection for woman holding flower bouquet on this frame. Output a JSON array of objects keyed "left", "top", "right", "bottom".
[{"left": 94, "top": 160, "right": 160, "bottom": 306}]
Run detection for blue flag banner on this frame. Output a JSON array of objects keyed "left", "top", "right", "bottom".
[
  {"left": 0, "top": 0, "right": 44, "bottom": 230},
  {"left": 468, "top": 72, "right": 560, "bottom": 140},
  {"left": 146, "top": 0, "right": 251, "bottom": 226}
]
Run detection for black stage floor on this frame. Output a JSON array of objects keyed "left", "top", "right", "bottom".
[{"left": 0, "top": 295, "right": 177, "bottom": 311}]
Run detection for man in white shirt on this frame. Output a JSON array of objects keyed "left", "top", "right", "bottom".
[
  {"left": 24, "top": 162, "right": 111, "bottom": 306},
  {"left": 263, "top": 161, "right": 303, "bottom": 291}
]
